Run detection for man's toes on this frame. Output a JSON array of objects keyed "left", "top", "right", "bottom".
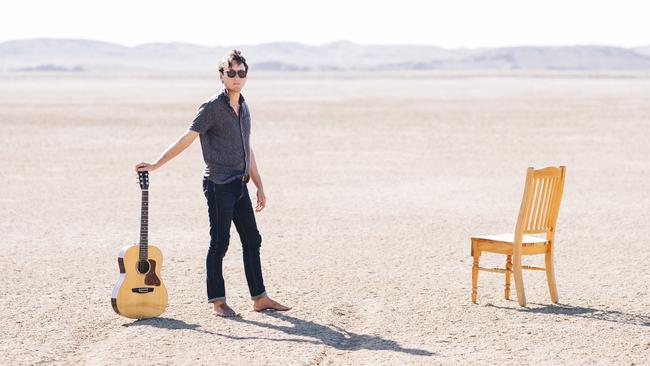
[
  {"left": 255, "top": 302, "right": 290, "bottom": 312},
  {"left": 213, "top": 305, "right": 239, "bottom": 317},
  {"left": 215, "top": 310, "right": 238, "bottom": 317},
  {"left": 269, "top": 300, "right": 290, "bottom": 311}
]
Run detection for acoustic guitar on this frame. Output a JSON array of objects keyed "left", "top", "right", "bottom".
[{"left": 111, "top": 171, "right": 168, "bottom": 319}]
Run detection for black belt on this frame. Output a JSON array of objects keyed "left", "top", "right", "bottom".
[{"left": 241, "top": 175, "right": 250, "bottom": 183}]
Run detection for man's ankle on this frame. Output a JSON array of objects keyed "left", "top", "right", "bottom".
[{"left": 251, "top": 292, "right": 268, "bottom": 302}]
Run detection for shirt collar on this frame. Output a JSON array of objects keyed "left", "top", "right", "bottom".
[{"left": 219, "top": 88, "right": 245, "bottom": 105}]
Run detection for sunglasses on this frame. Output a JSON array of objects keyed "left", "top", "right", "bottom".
[{"left": 225, "top": 69, "right": 247, "bottom": 78}]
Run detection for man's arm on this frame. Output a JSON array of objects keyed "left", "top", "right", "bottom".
[
  {"left": 135, "top": 129, "right": 200, "bottom": 172},
  {"left": 249, "top": 148, "right": 266, "bottom": 212}
]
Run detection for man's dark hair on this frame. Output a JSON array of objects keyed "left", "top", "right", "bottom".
[{"left": 218, "top": 49, "right": 248, "bottom": 74}]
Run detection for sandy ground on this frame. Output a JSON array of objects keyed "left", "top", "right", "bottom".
[{"left": 0, "top": 72, "right": 649, "bottom": 365}]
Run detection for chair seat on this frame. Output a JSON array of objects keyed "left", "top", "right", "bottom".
[
  {"left": 471, "top": 233, "right": 548, "bottom": 244},
  {"left": 471, "top": 233, "right": 549, "bottom": 256}
]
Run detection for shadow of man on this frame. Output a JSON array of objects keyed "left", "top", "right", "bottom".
[
  {"left": 228, "top": 311, "right": 433, "bottom": 356},
  {"left": 121, "top": 313, "right": 435, "bottom": 357}
]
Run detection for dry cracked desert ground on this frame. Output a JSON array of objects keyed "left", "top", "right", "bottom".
[{"left": 0, "top": 71, "right": 649, "bottom": 365}]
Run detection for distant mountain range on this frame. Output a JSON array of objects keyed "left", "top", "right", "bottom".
[{"left": 1, "top": 38, "right": 650, "bottom": 72}]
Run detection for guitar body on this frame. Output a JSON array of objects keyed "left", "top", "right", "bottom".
[{"left": 112, "top": 243, "right": 168, "bottom": 319}]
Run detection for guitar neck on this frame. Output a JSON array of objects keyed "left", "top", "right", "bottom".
[{"left": 139, "top": 189, "right": 149, "bottom": 260}]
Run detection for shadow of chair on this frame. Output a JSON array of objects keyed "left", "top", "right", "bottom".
[
  {"left": 471, "top": 166, "right": 566, "bottom": 306},
  {"left": 485, "top": 303, "right": 650, "bottom": 327}
]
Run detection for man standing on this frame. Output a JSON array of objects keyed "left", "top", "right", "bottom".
[{"left": 135, "top": 49, "right": 290, "bottom": 317}]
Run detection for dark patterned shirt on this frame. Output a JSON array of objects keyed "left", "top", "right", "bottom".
[{"left": 189, "top": 89, "right": 250, "bottom": 184}]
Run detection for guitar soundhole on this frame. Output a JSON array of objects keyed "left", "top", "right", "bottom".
[{"left": 137, "top": 260, "right": 150, "bottom": 274}]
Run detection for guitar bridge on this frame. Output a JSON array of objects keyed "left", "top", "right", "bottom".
[{"left": 131, "top": 287, "right": 154, "bottom": 293}]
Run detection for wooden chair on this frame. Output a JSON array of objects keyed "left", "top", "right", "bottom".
[{"left": 470, "top": 166, "right": 566, "bottom": 307}]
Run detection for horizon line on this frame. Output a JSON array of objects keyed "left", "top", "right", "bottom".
[{"left": 1, "top": 37, "right": 649, "bottom": 50}]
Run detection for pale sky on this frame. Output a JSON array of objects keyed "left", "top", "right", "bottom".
[{"left": 1, "top": 0, "right": 649, "bottom": 48}]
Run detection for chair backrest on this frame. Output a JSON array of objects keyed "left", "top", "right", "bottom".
[{"left": 515, "top": 166, "right": 566, "bottom": 241}]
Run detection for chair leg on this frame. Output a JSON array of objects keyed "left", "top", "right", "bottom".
[
  {"left": 512, "top": 255, "right": 527, "bottom": 307},
  {"left": 545, "top": 249, "right": 559, "bottom": 303},
  {"left": 471, "top": 242, "right": 480, "bottom": 304},
  {"left": 505, "top": 255, "right": 512, "bottom": 300}
]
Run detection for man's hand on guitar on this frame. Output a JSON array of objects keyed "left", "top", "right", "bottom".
[{"left": 135, "top": 162, "right": 157, "bottom": 173}]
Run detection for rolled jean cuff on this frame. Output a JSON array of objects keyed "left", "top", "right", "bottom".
[
  {"left": 251, "top": 291, "right": 267, "bottom": 300},
  {"left": 208, "top": 296, "right": 226, "bottom": 303}
]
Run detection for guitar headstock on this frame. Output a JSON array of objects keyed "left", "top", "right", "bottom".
[{"left": 138, "top": 171, "right": 149, "bottom": 190}]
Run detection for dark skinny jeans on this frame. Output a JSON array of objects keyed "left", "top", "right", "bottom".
[{"left": 203, "top": 177, "right": 266, "bottom": 302}]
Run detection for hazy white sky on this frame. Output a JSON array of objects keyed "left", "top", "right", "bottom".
[{"left": 1, "top": 0, "right": 648, "bottom": 48}]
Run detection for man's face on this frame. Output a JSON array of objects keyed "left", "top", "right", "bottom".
[{"left": 220, "top": 62, "right": 247, "bottom": 93}]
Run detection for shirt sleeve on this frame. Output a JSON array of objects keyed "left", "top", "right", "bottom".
[{"left": 188, "top": 102, "right": 214, "bottom": 133}]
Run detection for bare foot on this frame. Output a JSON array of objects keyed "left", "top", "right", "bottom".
[
  {"left": 212, "top": 300, "right": 239, "bottom": 317},
  {"left": 252, "top": 295, "right": 291, "bottom": 312}
]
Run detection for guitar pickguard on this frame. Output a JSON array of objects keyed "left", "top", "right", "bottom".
[{"left": 144, "top": 259, "right": 161, "bottom": 286}]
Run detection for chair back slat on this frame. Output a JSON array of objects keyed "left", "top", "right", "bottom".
[
  {"left": 533, "top": 177, "right": 547, "bottom": 229},
  {"left": 537, "top": 177, "right": 553, "bottom": 230},
  {"left": 527, "top": 178, "right": 539, "bottom": 229},
  {"left": 544, "top": 176, "right": 560, "bottom": 229},
  {"left": 515, "top": 166, "right": 566, "bottom": 240},
  {"left": 522, "top": 174, "right": 537, "bottom": 230}
]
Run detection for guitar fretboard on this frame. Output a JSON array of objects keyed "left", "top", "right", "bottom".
[{"left": 139, "top": 190, "right": 149, "bottom": 260}]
